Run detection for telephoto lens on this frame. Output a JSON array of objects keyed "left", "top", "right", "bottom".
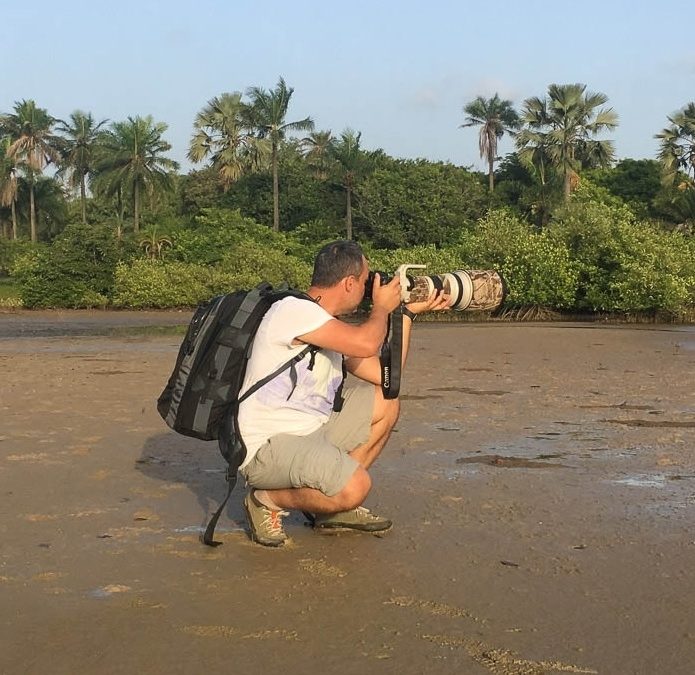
[{"left": 396, "top": 265, "right": 506, "bottom": 312}]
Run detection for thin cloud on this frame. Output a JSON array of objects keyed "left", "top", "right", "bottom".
[
  {"left": 410, "top": 86, "right": 442, "bottom": 109},
  {"left": 662, "top": 51, "right": 695, "bottom": 74}
]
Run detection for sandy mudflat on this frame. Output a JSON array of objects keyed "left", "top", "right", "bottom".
[{"left": 1, "top": 311, "right": 694, "bottom": 674}]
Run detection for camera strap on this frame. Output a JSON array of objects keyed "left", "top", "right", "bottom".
[{"left": 380, "top": 307, "right": 403, "bottom": 399}]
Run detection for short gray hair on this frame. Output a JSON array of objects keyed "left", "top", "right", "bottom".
[{"left": 311, "top": 240, "right": 365, "bottom": 287}]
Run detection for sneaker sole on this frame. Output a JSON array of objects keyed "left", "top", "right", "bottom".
[{"left": 243, "top": 500, "right": 287, "bottom": 548}]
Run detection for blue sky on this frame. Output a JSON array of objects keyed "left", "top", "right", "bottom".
[{"left": 2, "top": 0, "right": 694, "bottom": 173}]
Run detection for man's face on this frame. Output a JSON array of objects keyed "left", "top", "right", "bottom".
[{"left": 347, "top": 256, "right": 370, "bottom": 311}]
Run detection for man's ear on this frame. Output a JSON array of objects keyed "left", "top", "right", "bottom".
[{"left": 343, "top": 275, "right": 354, "bottom": 292}]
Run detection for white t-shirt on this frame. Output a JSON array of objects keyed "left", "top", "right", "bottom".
[{"left": 237, "top": 296, "right": 344, "bottom": 469}]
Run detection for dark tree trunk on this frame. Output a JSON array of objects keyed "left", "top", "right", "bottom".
[
  {"left": 272, "top": 143, "right": 279, "bottom": 232},
  {"left": 80, "top": 174, "right": 87, "bottom": 224},
  {"left": 11, "top": 200, "right": 17, "bottom": 240},
  {"left": 346, "top": 182, "right": 353, "bottom": 240},
  {"left": 29, "top": 181, "right": 37, "bottom": 242},
  {"left": 133, "top": 183, "right": 140, "bottom": 233}
]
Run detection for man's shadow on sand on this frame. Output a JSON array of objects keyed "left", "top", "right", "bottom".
[{"left": 135, "top": 432, "right": 247, "bottom": 535}]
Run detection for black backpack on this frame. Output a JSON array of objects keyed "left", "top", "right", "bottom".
[{"left": 157, "top": 282, "right": 316, "bottom": 546}]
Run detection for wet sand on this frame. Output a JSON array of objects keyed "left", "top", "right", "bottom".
[{"left": 1, "top": 312, "right": 694, "bottom": 674}]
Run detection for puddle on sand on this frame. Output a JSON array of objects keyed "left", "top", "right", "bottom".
[
  {"left": 88, "top": 584, "right": 131, "bottom": 599},
  {"left": 608, "top": 473, "right": 695, "bottom": 515},
  {"left": 442, "top": 465, "right": 481, "bottom": 479},
  {"left": 432, "top": 423, "right": 462, "bottom": 432},
  {"left": 456, "top": 454, "right": 571, "bottom": 469},
  {"left": 428, "top": 386, "right": 509, "bottom": 396},
  {"left": 612, "top": 474, "right": 668, "bottom": 488},
  {"left": 677, "top": 337, "right": 695, "bottom": 351},
  {"left": 603, "top": 418, "right": 695, "bottom": 428}
]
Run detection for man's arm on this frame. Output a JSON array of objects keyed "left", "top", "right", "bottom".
[
  {"left": 345, "top": 289, "right": 451, "bottom": 384},
  {"left": 296, "top": 276, "right": 402, "bottom": 358}
]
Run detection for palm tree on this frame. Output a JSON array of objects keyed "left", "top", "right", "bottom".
[
  {"left": 56, "top": 110, "right": 108, "bottom": 224},
  {"left": 15, "top": 175, "right": 68, "bottom": 240},
  {"left": 655, "top": 102, "right": 695, "bottom": 188},
  {"left": 330, "top": 129, "right": 365, "bottom": 240},
  {"left": 516, "top": 83, "right": 618, "bottom": 200},
  {"left": 188, "top": 92, "right": 259, "bottom": 189},
  {"left": 1, "top": 100, "right": 61, "bottom": 241},
  {"left": 94, "top": 116, "right": 178, "bottom": 233},
  {"left": 460, "top": 94, "right": 519, "bottom": 192},
  {"left": 0, "top": 137, "right": 19, "bottom": 239},
  {"left": 246, "top": 77, "right": 314, "bottom": 231},
  {"left": 139, "top": 227, "right": 172, "bottom": 259},
  {"left": 301, "top": 130, "right": 335, "bottom": 179}
]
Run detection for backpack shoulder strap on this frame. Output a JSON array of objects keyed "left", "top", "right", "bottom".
[
  {"left": 237, "top": 289, "right": 321, "bottom": 403},
  {"left": 238, "top": 345, "right": 313, "bottom": 404}
]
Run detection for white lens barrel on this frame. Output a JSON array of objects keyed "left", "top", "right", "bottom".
[
  {"left": 400, "top": 269, "right": 505, "bottom": 312},
  {"left": 442, "top": 271, "right": 473, "bottom": 311}
]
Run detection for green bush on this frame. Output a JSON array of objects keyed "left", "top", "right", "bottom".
[
  {"left": 287, "top": 219, "right": 343, "bottom": 264},
  {"left": 457, "top": 210, "right": 579, "bottom": 308},
  {"left": 15, "top": 222, "right": 124, "bottom": 308},
  {"left": 114, "top": 242, "right": 312, "bottom": 308},
  {"left": 169, "top": 209, "right": 291, "bottom": 265},
  {"left": 549, "top": 193, "right": 695, "bottom": 314},
  {"left": 8, "top": 244, "right": 43, "bottom": 279},
  {"left": 365, "top": 244, "right": 463, "bottom": 277},
  {"left": 0, "top": 277, "right": 22, "bottom": 308},
  {"left": 0, "top": 239, "right": 38, "bottom": 277},
  {"left": 216, "top": 241, "right": 312, "bottom": 291},
  {"left": 113, "top": 260, "right": 212, "bottom": 308},
  {"left": 356, "top": 160, "right": 486, "bottom": 247}
]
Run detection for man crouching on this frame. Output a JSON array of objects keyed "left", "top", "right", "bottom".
[{"left": 236, "top": 240, "right": 450, "bottom": 546}]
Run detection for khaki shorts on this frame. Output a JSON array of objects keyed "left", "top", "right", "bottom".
[{"left": 241, "top": 382, "right": 375, "bottom": 496}]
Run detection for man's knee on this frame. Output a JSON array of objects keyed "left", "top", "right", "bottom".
[
  {"left": 373, "top": 389, "right": 400, "bottom": 428},
  {"left": 332, "top": 466, "right": 371, "bottom": 511},
  {"left": 386, "top": 398, "right": 400, "bottom": 426}
]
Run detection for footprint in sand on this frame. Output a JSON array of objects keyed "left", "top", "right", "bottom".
[{"left": 299, "top": 557, "right": 347, "bottom": 578}]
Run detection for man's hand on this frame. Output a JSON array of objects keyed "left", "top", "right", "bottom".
[
  {"left": 405, "top": 289, "right": 451, "bottom": 317},
  {"left": 346, "top": 288, "right": 451, "bottom": 384},
  {"left": 371, "top": 273, "right": 402, "bottom": 314}
]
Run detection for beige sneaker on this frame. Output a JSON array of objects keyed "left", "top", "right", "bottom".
[
  {"left": 244, "top": 491, "right": 289, "bottom": 547},
  {"left": 312, "top": 506, "right": 392, "bottom": 533}
]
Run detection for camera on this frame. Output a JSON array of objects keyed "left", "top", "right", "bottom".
[{"left": 365, "top": 264, "right": 506, "bottom": 312}]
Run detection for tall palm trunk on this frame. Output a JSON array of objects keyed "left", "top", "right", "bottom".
[
  {"left": 486, "top": 128, "right": 495, "bottom": 192},
  {"left": 116, "top": 186, "right": 124, "bottom": 239},
  {"left": 29, "top": 180, "right": 37, "bottom": 242},
  {"left": 562, "top": 145, "right": 575, "bottom": 202},
  {"left": 345, "top": 179, "right": 353, "bottom": 241},
  {"left": 272, "top": 142, "right": 279, "bottom": 232},
  {"left": 11, "top": 200, "right": 17, "bottom": 240},
  {"left": 133, "top": 183, "right": 140, "bottom": 233},
  {"left": 80, "top": 174, "right": 87, "bottom": 224}
]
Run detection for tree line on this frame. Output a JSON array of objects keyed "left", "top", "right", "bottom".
[{"left": 1, "top": 78, "right": 694, "bottom": 248}]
